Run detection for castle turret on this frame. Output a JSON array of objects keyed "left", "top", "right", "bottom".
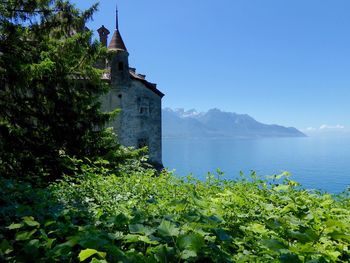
[
  {"left": 108, "top": 5, "right": 130, "bottom": 85},
  {"left": 97, "top": 25, "right": 110, "bottom": 47},
  {"left": 100, "top": 3, "right": 164, "bottom": 170}
]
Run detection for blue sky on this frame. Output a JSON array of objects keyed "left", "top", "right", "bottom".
[{"left": 73, "top": 0, "right": 350, "bottom": 132}]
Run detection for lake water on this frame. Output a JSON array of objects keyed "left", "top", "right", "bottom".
[{"left": 162, "top": 137, "right": 350, "bottom": 193}]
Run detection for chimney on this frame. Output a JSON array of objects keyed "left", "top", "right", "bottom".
[{"left": 97, "top": 25, "right": 110, "bottom": 47}]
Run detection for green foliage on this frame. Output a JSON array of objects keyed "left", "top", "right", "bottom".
[
  {"left": 0, "top": 0, "right": 123, "bottom": 183},
  {"left": 1, "top": 167, "right": 349, "bottom": 262},
  {"left": 78, "top": 249, "right": 106, "bottom": 262},
  {"left": 0, "top": 2, "right": 349, "bottom": 262}
]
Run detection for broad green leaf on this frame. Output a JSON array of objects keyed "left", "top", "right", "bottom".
[
  {"left": 261, "top": 239, "right": 286, "bottom": 251},
  {"left": 207, "top": 215, "right": 224, "bottom": 224},
  {"left": 278, "top": 171, "right": 291, "bottom": 178},
  {"left": 306, "top": 258, "right": 327, "bottom": 263},
  {"left": 157, "top": 220, "right": 179, "bottom": 237},
  {"left": 281, "top": 203, "right": 298, "bottom": 213},
  {"left": 0, "top": 240, "right": 13, "bottom": 255},
  {"left": 90, "top": 259, "right": 108, "bottom": 263},
  {"left": 279, "top": 253, "right": 302, "bottom": 263},
  {"left": 129, "top": 224, "right": 155, "bottom": 236},
  {"left": 78, "top": 248, "right": 106, "bottom": 262},
  {"left": 274, "top": 185, "right": 290, "bottom": 191},
  {"left": 46, "top": 238, "right": 56, "bottom": 249},
  {"left": 287, "top": 231, "right": 313, "bottom": 243},
  {"left": 7, "top": 223, "right": 23, "bottom": 230},
  {"left": 152, "top": 245, "right": 175, "bottom": 263},
  {"left": 289, "top": 243, "right": 315, "bottom": 253},
  {"left": 15, "top": 229, "right": 37, "bottom": 241},
  {"left": 123, "top": 234, "right": 141, "bottom": 243},
  {"left": 138, "top": 235, "right": 159, "bottom": 245},
  {"left": 177, "top": 234, "right": 204, "bottom": 252},
  {"left": 79, "top": 249, "right": 98, "bottom": 261},
  {"left": 320, "top": 199, "right": 333, "bottom": 207},
  {"left": 263, "top": 203, "right": 275, "bottom": 211},
  {"left": 58, "top": 236, "right": 79, "bottom": 248},
  {"left": 267, "top": 171, "right": 291, "bottom": 180},
  {"left": 108, "top": 231, "right": 124, "bottom": 241},
  {"left": 247, "top": 223, "right": 268, "bottom": 234},
  {"left": 169, "top": 199, "right": 187, "bottom": 212},
  {"left": 23, "top": 216, "right": 40, "bottom": 227},
  {"left": 181, "top": 249, "right": 197, "bottom": 259},
  {"left": 214, "top": 228, "right": 232, "bottom": 241},
  {"left": 266, "top": 219, "right": 283, "bottom": 230},
  {"left": 44, "top": 220, "right": 56, "bottom": 227},
  {"left": 325, "top": 251, "right": 341, "bottom": 261},
  {"left": 330, "top": 233, "right": 350, "bottom": 242},
  {"left": 288, "top": 180, "right": 300, "bottom": 187},
  {"left": 110, "top": 213, "right": 129, "bottom": 227}
]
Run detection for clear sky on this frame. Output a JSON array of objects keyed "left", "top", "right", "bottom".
[{"left": 73, "top": 0, "right": 350, "bottom": 132}]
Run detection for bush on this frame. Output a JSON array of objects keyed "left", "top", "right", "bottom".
[{"left": 1, "top": 165, "right": 349, "bottom": 262}]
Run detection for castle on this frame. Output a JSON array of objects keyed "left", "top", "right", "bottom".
[{"left": 97, "top": 7, "right": 164, "bottom": 169}]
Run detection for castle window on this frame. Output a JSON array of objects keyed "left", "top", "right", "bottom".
[
  {"left": 138, "top": 138, "right": 149, "bottom": 149},
  {"left": 118, "top": 62, "right": 124, "bottom": 71},
  {"left": 138, "top": 97, "right": 150, "bottom": 116},
  {"left": 139, "top": 107, "right": 149, "bottom": 115}
]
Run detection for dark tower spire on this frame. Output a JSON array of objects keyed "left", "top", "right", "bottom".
[
  {"left": 116, "top": 3, "right": 119, "bottom": 30},
  {"left": 108, "top": 2, "right": 127, "bottom": 51}
]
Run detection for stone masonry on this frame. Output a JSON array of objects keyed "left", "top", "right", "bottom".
[{"left": 98, "top": 10, "right": 164, "bottom": 169}]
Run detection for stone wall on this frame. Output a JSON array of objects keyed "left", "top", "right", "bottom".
[{"left": 101, "top": 79, "right": 162, "bottom": 168}]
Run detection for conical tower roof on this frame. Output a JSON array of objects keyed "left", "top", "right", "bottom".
[{"left": 108, "top": 30, "right": 127, "bottom": 51}]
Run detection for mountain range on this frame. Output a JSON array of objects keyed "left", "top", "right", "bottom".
[{"left": 162, "top": 108, "right": 306, "bottom": 138}]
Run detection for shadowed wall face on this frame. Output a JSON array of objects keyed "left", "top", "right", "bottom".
[{"left": 98, "top": 22, "right": 163, "bottom": 168}]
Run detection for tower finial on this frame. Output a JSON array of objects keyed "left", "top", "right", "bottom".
[
  {"left": 108, "top": 1, "right": 127, "bottom": 50},
  {"left": 116, "top": 3, "right": 119, "bottom": 30}
]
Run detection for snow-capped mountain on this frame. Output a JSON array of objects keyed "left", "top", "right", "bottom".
[{"left": 162, "top": 108, "right": 306, "bottom": 138}]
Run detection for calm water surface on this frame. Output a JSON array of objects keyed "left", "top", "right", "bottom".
[{"left": 163, "top": 137, "right": 350, "bottom": 193}]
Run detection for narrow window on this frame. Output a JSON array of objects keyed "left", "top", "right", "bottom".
[
  {"left": 118, "top": 62, "right": 124, "bottom": 71},
  {"left": 139, "top": 97, "right": 150, "bottom": 116},
  {"left": 139, "top": 106, "right": 149, "bottom": 115},
  {"left": 138, "top": 138, "right": 149, "bottom": 149}
]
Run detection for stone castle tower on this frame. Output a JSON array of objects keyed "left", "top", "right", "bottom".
[{"left": 98, "top": 6, "right": 164, "bottom": 169}]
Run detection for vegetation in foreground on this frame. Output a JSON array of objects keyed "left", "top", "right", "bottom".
[
  {"left": 1, "top": 162, "right": 350, "bottom": 262},
  {"left": 1, "top": 1, "right": 350, "bottom": 262}
]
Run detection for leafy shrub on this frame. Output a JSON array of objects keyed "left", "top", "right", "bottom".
[{"left": 1, "top": 165, "right": 349, "bottom": 262}]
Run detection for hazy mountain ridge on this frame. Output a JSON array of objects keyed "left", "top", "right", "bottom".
[{"left": 162, "top": 108, "right": 306, "bottom": 138}]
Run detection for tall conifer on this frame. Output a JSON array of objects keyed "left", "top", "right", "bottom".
[{"left": 0, "top": 0, "right": 118, "bottom": 182}]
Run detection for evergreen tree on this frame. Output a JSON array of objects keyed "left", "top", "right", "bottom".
[{"left": 0, "top": 0, "right": 118, "bottom": 182}]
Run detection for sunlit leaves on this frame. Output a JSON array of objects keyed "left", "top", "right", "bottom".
[
  {"left": 7, "top": 223, "right": 23, "bottom": 230},
  {"left": 23, "top": 216, "right": 40, "bottom": 227},
  {"left": 78, "top": 248, "right": 106, "bottom": 262},
  {"left": 15, "top": 229, "right": 37, "bottom": 241},
  {"left": 1, "top": 169, "right": 350, "bottom": 262},
  {"left": 157, "top": 220, "right": 180, "bottom": 237},
  {"left": 177, "top": 234, "right": 204, "bottom": 252}
]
